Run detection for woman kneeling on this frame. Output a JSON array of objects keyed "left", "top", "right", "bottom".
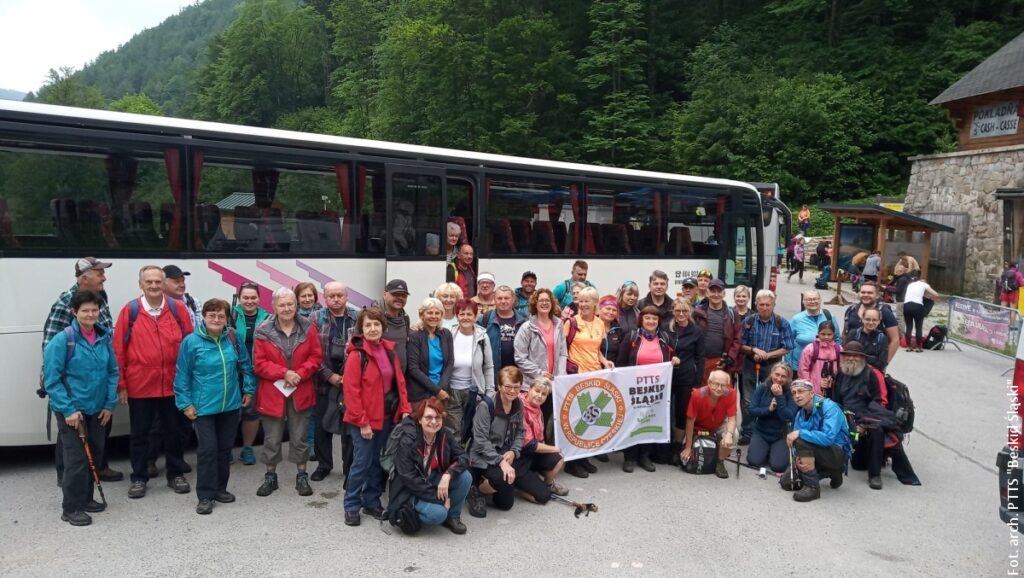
[{"left": 391, "top": 397, "right": 471, "bottom": 534}]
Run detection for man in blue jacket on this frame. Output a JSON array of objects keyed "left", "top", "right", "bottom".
[
  {"left": 786, "top": 379, "right": 852, "bottom": 502},
  {"left": 478, "top": 286, "right": 527, "bottom": 386}
]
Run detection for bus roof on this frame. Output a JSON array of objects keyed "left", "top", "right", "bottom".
[{"left": 0, "top": 100, "right": 758, "bottom": 193}]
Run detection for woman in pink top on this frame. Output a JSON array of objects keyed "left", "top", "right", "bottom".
[
  {"left": 797, "top": 320, "right": 842, "bottom": 396},
  {"left": 615, "top": 306, "right": 674, "bottom": 473}
]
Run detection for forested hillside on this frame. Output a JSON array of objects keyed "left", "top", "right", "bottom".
[{"left": 36, "top": 0, "right": 1024, "bottom": 207}]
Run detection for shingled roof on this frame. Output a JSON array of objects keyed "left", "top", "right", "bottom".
[{"left": 931, "top": 31, "right": 1024, "bottom": 105}]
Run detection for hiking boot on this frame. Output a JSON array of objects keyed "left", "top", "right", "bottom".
[
  {"left": 564, "top": 462, "right": 589, "bottom": 479},
  {"left": 61, "top": 511, "right": 92, "bottom": 526},
  {"left": 594, "top": 454, "right": 610, "bottom": 463},
  {"left": 715, "top": 461, "right": 729, "bottom": 479},
  {"left": 361, "top": 506, "right": 384, "bottom": 520},
  {"left": 84, "top": 500, "right": 106, "bottom": 513},
  {"left": 98, "top": 467, "right": 123, "bottom": 482},
  {"left": 579, "top": 458, "right": 598, "bottom": 473},
  {"left": 547, "top": 482, "right": 569, "bottom": 496},
  {"left": 443, "top": 517, "right": 467, "bottom": 535},
  {"left": 793, "top": 484, "right": 820, "bottom": 502},
  {"left": 738, "top": 435, "right": 751, "bottom": 446},
  {"left": 146, "top": 461, "right": 159, "bottom": 479},
  {"left": 638, "top": 455, "right": 656, "bottom": 473},
  {"left": 869, "top": 475, "right": 883, "bottom": 490},
  {"left": 213, "top": 491, "right": 236, "bottom": 503},
  {"left": 168, "top": 476, "right": 191, "bottom": 494},
  {"left": 310, "top": 467, "right": 330, "bottom": 482},
  {"left": 829, "top": 470, "right": 844, "bottom": 489},
  {"left": 256, "top": 473, "right": 278, "bottom": 497},
  {"left": 344, "top": 511, "right": 361, "bottom": 526},
  {"left": 296, "top": 473, "right": 313, "bottom": 496},
  {"left": 128, "top": 481, "right": 147, "bottom": 499},
  {"left": 467, "top": 485, "right": 487, "bottom": 518},
  {"left": 622, "top": 460, "right": 636, "bottom": 473},
  {"left": 196, "top": 499, "right": 214, "bottom": 515},
  {"left": 240, "top": 446, "right": 256, "bottom": 466}
]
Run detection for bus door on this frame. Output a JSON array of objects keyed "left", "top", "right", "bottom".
[{"left": 385, "top": 164, "right": 447, "bottom": 306}]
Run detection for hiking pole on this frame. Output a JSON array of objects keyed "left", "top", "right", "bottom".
[
  {"left": 549, "top": 494, "right": 599, "bottom": 518},
  {"left": 75, "top": 421, "right": 106, "bottom": 506},
  {"left": 735, "top": 448, "right": 741, "bottom": 478},
  {"left": 789, "top": 446, "right": 802, "bottom": 491}
]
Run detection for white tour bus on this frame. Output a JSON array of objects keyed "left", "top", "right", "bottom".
[
  {"left": 0, "top": 101, "right": 768, "bottom": 445},
  {"left": 748, "top": 182, "right": 792, "bottom": 278}
]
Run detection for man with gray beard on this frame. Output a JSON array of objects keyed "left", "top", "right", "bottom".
[{"left": 830, "top": 342, "right": 921, "bottom": 490}]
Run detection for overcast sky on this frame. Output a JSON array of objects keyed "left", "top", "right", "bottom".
[{"left": 0, "top": 0, "right": 198, "bottom": 94}]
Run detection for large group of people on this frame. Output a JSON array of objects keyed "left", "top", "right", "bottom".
[{"left": 41, "top": 251, "right": 925, "bottom": 531}]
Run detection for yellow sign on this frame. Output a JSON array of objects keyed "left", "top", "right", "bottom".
[{"left": 881, "top": 203, "right": 904, "bottom": 212}]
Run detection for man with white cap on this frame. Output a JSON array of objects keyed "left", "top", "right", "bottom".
[
  {"left": 786, "top": 378, "right": 851, "bottom": 502},
  {"left": 472, "top": 272, "right": 497, "bottom": 317},
  {"left": 42, "top": 257, "right": 123, "bottom": 484}
]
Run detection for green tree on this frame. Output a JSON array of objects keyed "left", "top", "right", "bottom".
[
  {"left": 36, "top": 68, "right": 106, "bottom": 109},
  {"left": 109, "top": 93, "right": 164, "bottom": 115}
]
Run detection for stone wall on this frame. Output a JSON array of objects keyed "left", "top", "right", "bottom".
[{"left": 905, "top": 144, "right": 1024, "bottom": 297}]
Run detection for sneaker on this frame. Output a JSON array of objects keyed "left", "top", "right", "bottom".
[
  {"left": 61, "top": 511, "right": 92, "bottom": 526},
  {"left": 240, "top": 446, "right": 256, "bottom": 466},
  {"left": 793, "top": 484, "right": 821, "bottom": 502},
  {"left": 213, "top": 491, "right": 236, "bottom": 503},
  {"left": 715, "top": 461, "right": 729, "bottom": 479},
  {"left": 467, "top": 485, "right": 487, "bottom": 518},
  {"left": 128, "top": 481, "right": 147, "bottom": 499},
  {"left": 84, "top": 500, "right": 106, "bottom": 513},
  {"left": 829, "top": 470, "right": 844, "bottom": 489},
  {"left": 638, "top": 455, "right": 656, "bottom": 473},
  {"left": 168, "top": 476, "right": 191, "bottom": 494},
  {"left": 869, "top": 475, "right": 883, "bottom": 490},
  {"left": 310, "top": 467, "right": 331, "bottom": 482},
  {"left": 362, "top": 506, "right": 385, "bottom": 520},
  {"left": 196, "top": 499, "right": 214, "bottom": 515},
  {"left": 547, "top": 482, "right": 569, "bottom": 496},
  {"left": 622, "top": 460, "right": 636, "bottom": 473},
  {"left": 296, "top": 473, "right": 313, "bottom": 496},
  {"left": 98, "top": 467, "right": 124, "bottom": 482},
  {"left": 564, "top": 461, "right": 589, "bottom": 479},
  {"left": 579, "top": 458, "right": 598, "bottom": 473},
  {"left": 344, "top": 511, "right": 361, "bottom": 526},
  {"left": 146, "top": 461, "right": 159, "bottom": 479},
  {"left": 256, "top": 473, "right": 278, "bottom": 497},
  {"left": 442, "top": 517, "right": 467, "bottom": 535}
]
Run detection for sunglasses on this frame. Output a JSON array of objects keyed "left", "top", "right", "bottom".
[{"left": 240, "top": 281, "right": 260, "bottom": 290}]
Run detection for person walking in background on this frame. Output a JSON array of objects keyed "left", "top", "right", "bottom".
[
  {"left": 788, "top": 237, "right": 805, "bottom": 283},
  {"left": 863, "top": 250, "right": 881, "bottom": 283},
  {"left": 903, "top": 273, "right": 941, "bottom": 352},
  {"left": 999, "top": 262, "right": 1024, "bottom": 309}
]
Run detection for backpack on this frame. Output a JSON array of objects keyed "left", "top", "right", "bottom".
[
  {"left": 843, "top": 303, "right": 891, "bottom": 335},
  {"left": 565, "top": 316, "right": 580, "bottom": 374},
  {"left": 379, "top": 416, "right": 419, "bottom": 475},
  {"left": 814, "top": 278, "right": 829, "bottom": 290},
  {"left": 1003, "top": 270, "right": 1020, "bottom": 293},
  {"left": 124, "top": 297, "right": 188, "bottom": 346},
  {"left": 807, "top": 339, "right": 840, "bottom": 374},
  {"left": 922, "top": 325, "right": 947, "bottom": 350},
  {"left": 883, "top": 374, "right": 915, "bottom": 434}
]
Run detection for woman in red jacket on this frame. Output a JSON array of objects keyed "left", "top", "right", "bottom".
[
  {"left": 253, "top": 287, "right": 323, "bottom": 498},
  {"left": 342, "top": 307, "right": 412, "bottom": 527}
]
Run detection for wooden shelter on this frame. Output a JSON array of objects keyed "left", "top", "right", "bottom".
[{"left": 815, "top": 203, "right": 955, "bottom": 282}]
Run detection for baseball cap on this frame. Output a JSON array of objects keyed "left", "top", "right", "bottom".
[
  {"left": 385, "top": 279, "right": 409, "bottom": 294},
  {"left": 162, "top": 265, "right": 190, "bottom": 279},
  {"left": 709, "top": 279, "right": 726, "bottom": 290},
  {"left": 75, "top": 257, "right": 112, "bottom": 277},
  {"left": 478, "top": 273, "right": 495, "bottom": 284},
  {"left": 521, "top": 271, "right": 537, "bottom": 281},
  {"left": 682, "top": 276, "right": 697, "bottom": 287}
]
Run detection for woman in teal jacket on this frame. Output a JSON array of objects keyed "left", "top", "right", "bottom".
[
  {"left": 175, "top": 298, "right": 256, "bottom": 515},
  {"left": 43, "top": 289, "right": 118, "bottom": 527}
]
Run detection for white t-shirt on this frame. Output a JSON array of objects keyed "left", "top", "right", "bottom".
[
  {"left": 451, "top": 330, "right": 474, "bottom": 390},
  {"left": 904, "top": 281, "right": 931, "bottom": 305}
]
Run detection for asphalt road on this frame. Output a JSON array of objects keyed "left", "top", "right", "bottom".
[{"left": 0, "top": 278, "right": 1013, "bottom": 576}]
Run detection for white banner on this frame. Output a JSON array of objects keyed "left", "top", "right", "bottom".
[{"left": 552, "top": 362, "right": 673, "bottom": 461}]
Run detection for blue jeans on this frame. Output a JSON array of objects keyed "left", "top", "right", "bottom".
[
  {"left": 343, "top": 421, "right": 392, "bottom": 513},
  {"left": 414, "top": 470, "right": 472, "bottom": 524}
]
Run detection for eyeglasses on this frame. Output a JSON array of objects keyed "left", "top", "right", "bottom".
[{"left": 204, "top": 313, "right": 228, "bottom": 320}]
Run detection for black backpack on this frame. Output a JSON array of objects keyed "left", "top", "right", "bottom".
[
  {"left": 1003, "top": 270, "right": 1020, "bottom": 293},
  {"left": 883, "top": 374, "right": 915, "bottom": 434},
  {"left": 922, "top": 325, "right": 947, "bottom": 350}
]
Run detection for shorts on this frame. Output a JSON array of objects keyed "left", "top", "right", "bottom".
[
  {"left": 240, "top": 390, "right": 259, "bottom": 422},
  {"left": 528, "top": 451, "right": 563, "bottom": 473},
  {"left": 1001, "top": 291, "right": 1018, "bottom": 304}
]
